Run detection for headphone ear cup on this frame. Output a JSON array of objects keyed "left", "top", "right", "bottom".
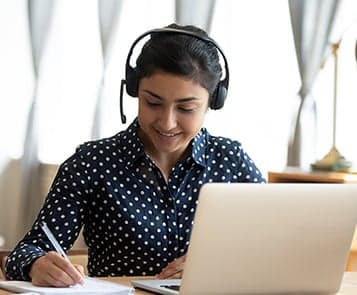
[
  {"left": 210, "top": 83, "right": 227, "bottom": 110},
  {"left": 125, "top": 66, "right": 139, "bottom": 97}
]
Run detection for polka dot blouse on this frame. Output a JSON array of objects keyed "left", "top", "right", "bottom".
[{"left": 6, "top": 118, "right": 265, "bottom": 280}]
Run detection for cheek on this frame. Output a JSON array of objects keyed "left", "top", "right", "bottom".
[
  {"left": 138, "top": 101, "right": 151, "bottom": 122},
  {"left": 180, "top": 112, "right": 206, "bottom": 133}
]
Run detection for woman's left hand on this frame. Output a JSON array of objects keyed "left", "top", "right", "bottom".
[{"left": 156, "top": 255, "right": 186, "bottom": 279}]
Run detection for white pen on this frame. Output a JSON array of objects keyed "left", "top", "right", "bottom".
[
  {"left": 40, "top": 221, "right": 85, "bottom": 287},
  {"left": 40, "top": 221, "right": 70, "bottom": 261}
]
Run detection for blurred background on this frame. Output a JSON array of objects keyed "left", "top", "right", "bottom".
[{"left": 0, "top": 0, "right": 356, "bottom": 249}]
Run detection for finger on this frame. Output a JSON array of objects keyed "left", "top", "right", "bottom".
[
  {"left": 157, "top": 268, "right": 183, "bottom": 279},
  {"left": 156, "top": 254, "right": 187, "bottom": 279},
  {"left": 51, "top": 265, "right": 79, "bottom": 286},
  {"left": 30, "top": 255, "right": 65, "bottom": 287},
  {"left": 35, "top": 271, "right": 69, "bottom": 287},
  {"left": 31, "top": 253, "right": 83, "bottom": 287},
  {"left": 157, "top": 264, "right": 184, "bottom": 279},
  {"left": 166, "top": 271, "right": 182, "bottom": 279},
  {"left": 46, "top": 252, "right": 84, "bottom": 285},
  {"left": 31, "top": 265, "right": 71, "bottom": 287},
  {"left": 74, "top": 264, "right": 85, "bottom": 276}
]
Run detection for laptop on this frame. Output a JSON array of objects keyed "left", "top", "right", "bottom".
[{"left": 132, "top": 183, "right": 357, "bottom": 295}]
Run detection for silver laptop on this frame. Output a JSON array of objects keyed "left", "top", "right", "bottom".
[{"left": 132, "top": 183, "right": 357, "bottom": 295}]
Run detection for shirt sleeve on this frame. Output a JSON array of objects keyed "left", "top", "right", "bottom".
[{"left": 5, "top": 148, "right": 89, "bottom": 280}]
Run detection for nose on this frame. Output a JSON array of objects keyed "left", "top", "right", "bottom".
[{"left": 159, "top": 108, "right": 177, "bottom": 131}]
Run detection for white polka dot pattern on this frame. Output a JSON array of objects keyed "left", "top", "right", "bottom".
[{"left": 6, "top": 119, "right": 265, "bottom": 280}]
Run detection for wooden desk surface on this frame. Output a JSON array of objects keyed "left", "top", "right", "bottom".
[
  {"left": 2, "top": 273, "right": 357, "bottom": 294},
  {"left": 268, "top": 167, "right": 357, "bottom": 183}
]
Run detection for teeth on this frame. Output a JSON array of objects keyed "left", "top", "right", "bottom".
[{"left": 159, "top": 131, "right": 175, "bottom": 137}]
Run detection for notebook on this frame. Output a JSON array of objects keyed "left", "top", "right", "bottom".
[
  {"left": 0, "top": 276, "right": 134, "bottom": 294},
  {"left": 132, "top": 183, "right": 357, "bottom": 295}
]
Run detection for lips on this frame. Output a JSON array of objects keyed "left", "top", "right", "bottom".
[
  {"left": 156, "top": 129, "right": 181, "bottom": 137},
  {"left": 158, "top": 131, "right": 176, "bottom": 137}
]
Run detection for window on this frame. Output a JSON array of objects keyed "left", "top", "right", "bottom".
[
  {"left": 206, "top": 1, "right": 300, "bottom": 176},
  {"left": 1, "top": 0, "right": 355, "bottom": 176}
]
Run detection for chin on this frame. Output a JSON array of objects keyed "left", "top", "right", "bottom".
[{"left": 154, "top": 145, "right": 180, "bottom": 154}]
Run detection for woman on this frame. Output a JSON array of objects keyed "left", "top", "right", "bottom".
[{"left": 6, "top": 23, "right": 265, "bottom": 286}]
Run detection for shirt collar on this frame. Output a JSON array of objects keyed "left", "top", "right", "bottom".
[
  {"left": 121, "top": 118, "right": 208, "bottom": 168},
  {"left": 191, "top": 128, "right": 208, "bottom": 167},
  {"left": 120, "top": 118, "right": 146, "bottom": 167}
]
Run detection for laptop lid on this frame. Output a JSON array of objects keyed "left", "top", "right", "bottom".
[{"left": 133, "top": 183, "right": 357, "bottom": 295}]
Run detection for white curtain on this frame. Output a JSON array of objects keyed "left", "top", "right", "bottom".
[
  {"left": 0, "top": 0, "right": 175, "bottom": 249},
  {"left": 16, "top": 0, "right": 56, "bottom": 239},
  {"left": 175, "top": 0, "right": 216, "bottom": 32},
  {"left": 287, "top": 0, "right": 340, "bottom": 167},
  {"left": 0, "top": 1, "right": 30, "bottom": 249},
  {"left": 91, "top": 0, "right": 123, "bottom": 139}
]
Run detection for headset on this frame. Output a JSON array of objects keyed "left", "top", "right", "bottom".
[{"left": 119, "top": 27, "right": 230, "bottom": 124}]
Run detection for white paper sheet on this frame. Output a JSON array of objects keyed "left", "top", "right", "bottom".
[{"left": 0, "top": 277, "right": 134, "bottom": 295}]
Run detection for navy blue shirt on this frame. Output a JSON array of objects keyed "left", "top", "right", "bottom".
[{"left": 6, "top": 119, "right": 265, "bottom": 280}]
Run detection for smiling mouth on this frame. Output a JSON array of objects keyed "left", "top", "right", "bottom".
[{"left": 157, "top": 130, "right": 179, "bottom": 137}]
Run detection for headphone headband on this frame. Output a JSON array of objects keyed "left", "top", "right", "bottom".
[
  {"left": 126, "top": 28, "right": 229, "bottom": 86},
  {"left": 120, "top": 27, "right": 230, "bottom": 124}
]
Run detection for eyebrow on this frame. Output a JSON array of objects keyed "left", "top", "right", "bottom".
[{"left": 143, "top": 90, "right": 201, "bottom": 102}]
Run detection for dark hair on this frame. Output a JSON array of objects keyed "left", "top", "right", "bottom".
[{"left": 135, "top": 23, "right": 222, "bottom": 100}]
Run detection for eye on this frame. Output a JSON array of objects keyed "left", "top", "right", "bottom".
[
  {"left": 146, "top": 101, "right": 161, "bottom": 107},
  {"left": 178, "top": 107, "right": 195, "bottom": 113},
  {"left": 178, "top": 103, "right": 198, "bottom": 113}
]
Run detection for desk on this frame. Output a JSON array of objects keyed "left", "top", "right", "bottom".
[
  {"left": 268, "top": 167, "right": 357, "bottom": 183},
  {"left": 1, "top": 273, "right": 357, "bottom": 294}
]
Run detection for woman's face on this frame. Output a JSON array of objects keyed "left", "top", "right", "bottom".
[{"left": 137, "top": 72, "right": 209, "bottom": 160}]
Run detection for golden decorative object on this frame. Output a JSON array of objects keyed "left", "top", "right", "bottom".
[{"left": 311, "top": 42, "right": 352, "bottom": 172}]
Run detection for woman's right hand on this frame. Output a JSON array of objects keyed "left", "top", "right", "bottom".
[{"left": 29, "top": 251, "right": 85, "bottom": 287}]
